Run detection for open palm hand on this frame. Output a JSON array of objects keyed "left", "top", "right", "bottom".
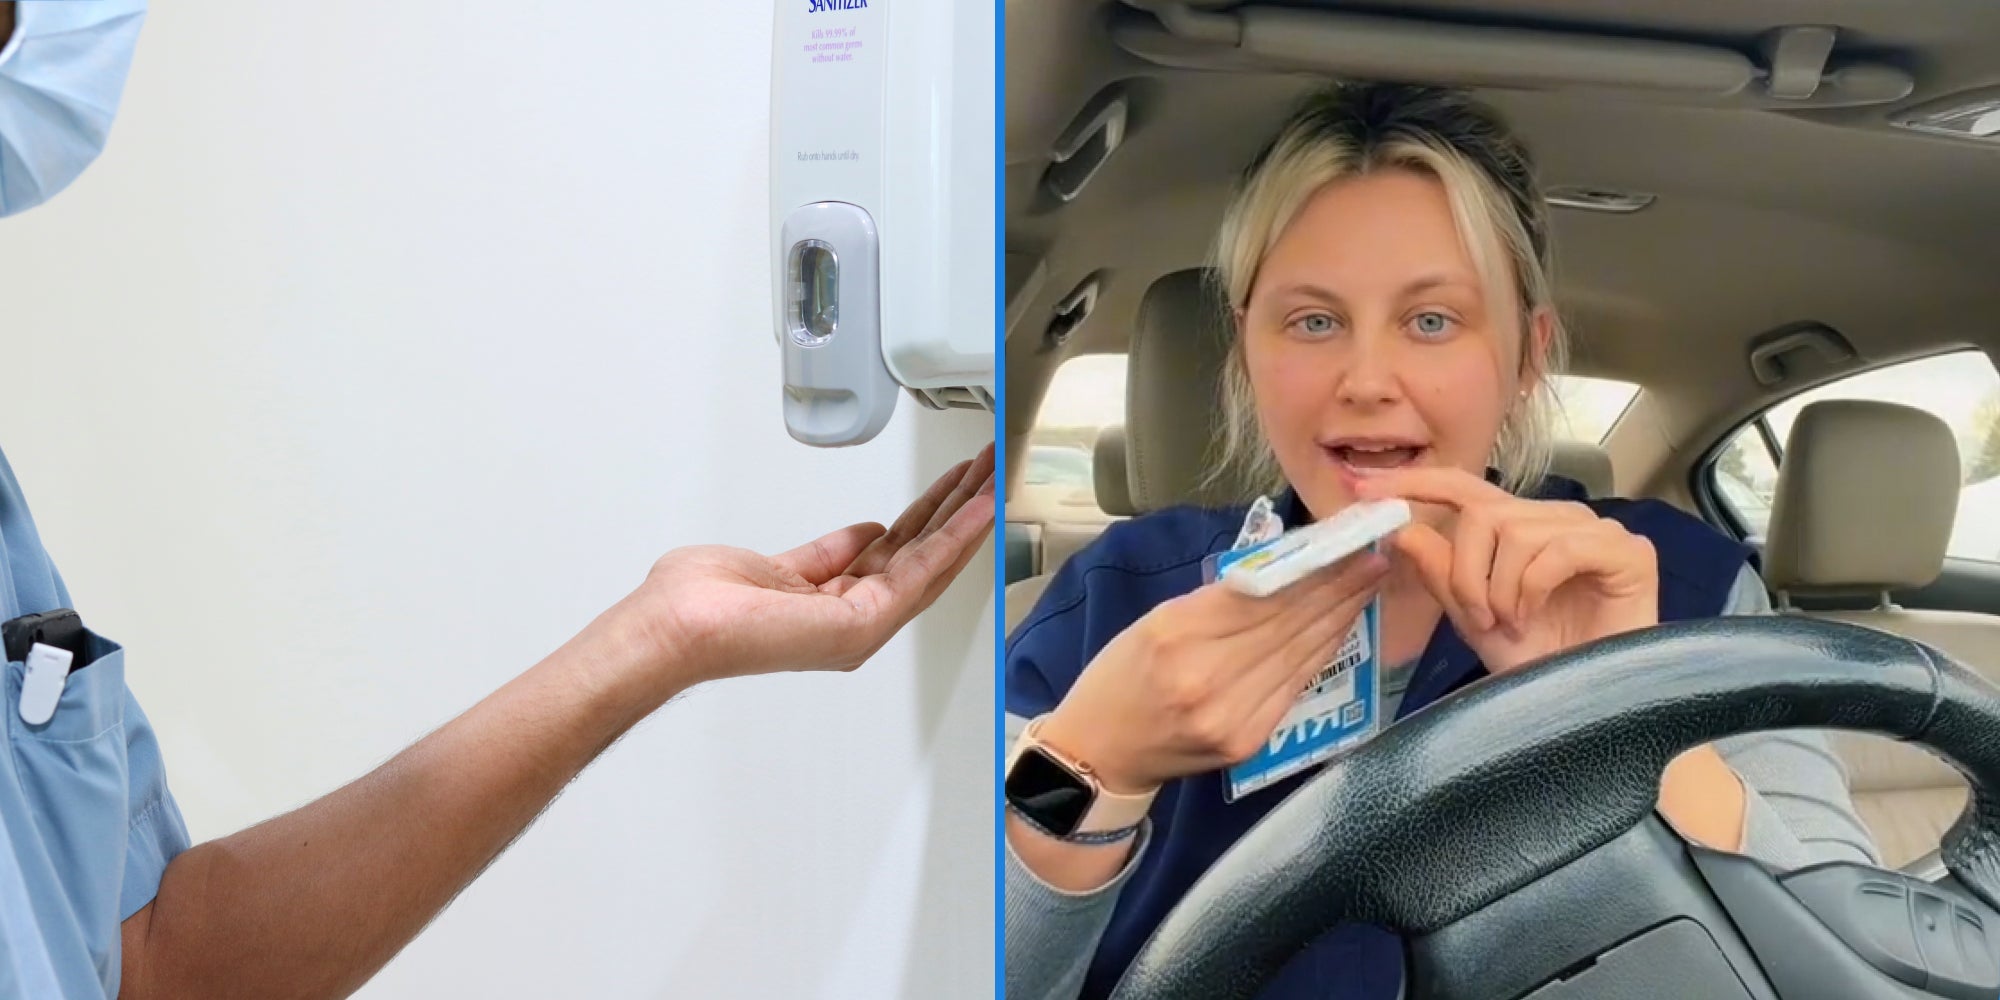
[{"left": 627, "top": 445, "right": 997, "bottom": 684}]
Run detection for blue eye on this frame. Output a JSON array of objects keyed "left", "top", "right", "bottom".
[
  {"left": 1292, "top": 313, "right": 1338, "bottom": 338},
  {"left": 1410, "top": 312, "right": 1454, "bottom": 339}
]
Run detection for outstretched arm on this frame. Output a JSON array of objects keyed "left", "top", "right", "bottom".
[{"left": 118, "top": 448, "right": 996, "bottom": 1000}]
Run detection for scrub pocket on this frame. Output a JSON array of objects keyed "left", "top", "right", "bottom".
[{"left": 5, "top": 630, "right": 131, "bottom": 974}]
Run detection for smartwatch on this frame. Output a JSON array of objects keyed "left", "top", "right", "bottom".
[{"left": 1005, "top": 715, "right": 1156, "bottom": 840}]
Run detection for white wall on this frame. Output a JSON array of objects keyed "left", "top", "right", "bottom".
[{"left": 0, "top": 2, "right": 994, "bottom": 997}]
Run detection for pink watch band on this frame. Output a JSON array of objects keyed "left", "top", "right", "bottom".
[{"left": 1009, "top": 716, "right": 1158, "bottom": 835}]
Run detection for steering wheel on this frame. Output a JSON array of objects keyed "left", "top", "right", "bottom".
[{"left": 1110, "top": 616, "right": 2000, "bottom": 1000}]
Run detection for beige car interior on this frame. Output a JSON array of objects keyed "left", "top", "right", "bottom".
[
  {"left": 1763, "top": 399, "right": 2000, "bottom": 869},
  {"left": 1006, "top": 0, "right": 2000, "bottom": 868},
  {"left": 1006, "top": 269, "right": 1241, "bottom": 630}
]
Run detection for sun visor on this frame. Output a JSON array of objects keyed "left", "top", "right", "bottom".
[{"left": 1110, "top": 4, "right": 1913, "bottom": 110}]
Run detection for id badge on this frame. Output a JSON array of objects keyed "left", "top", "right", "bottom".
[{"left": 1205, "top": 504, "right": 1385, "bottom": 803}]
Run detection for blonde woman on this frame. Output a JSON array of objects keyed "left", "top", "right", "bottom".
[{"left": 1002, "top": 84, "right": 1876, "bottom": 1000}]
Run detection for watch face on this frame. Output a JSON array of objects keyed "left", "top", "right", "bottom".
[{"left": 1006, "top": 746, "right": 1094, "bottom": 837}]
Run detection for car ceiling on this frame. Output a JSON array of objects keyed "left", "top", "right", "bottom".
[{"left": 1004, "top": 0, "right": 2000, "bottom": 497}]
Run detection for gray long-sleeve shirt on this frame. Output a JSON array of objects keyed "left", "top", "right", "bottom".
[{"left": 1003, "top": 566, "right": 1881, "bottom": 1000}]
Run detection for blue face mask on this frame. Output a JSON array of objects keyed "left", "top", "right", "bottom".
[{"left": 0, "top": 0, "right": 147, "bottom": 217}]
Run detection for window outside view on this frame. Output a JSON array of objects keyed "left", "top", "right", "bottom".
[
  {"left": 1012, "top": 354, "right": 1640, "bottom": 520},
  {"left": 1016, "top": 355, "right": 1125, "bottom": 521}
]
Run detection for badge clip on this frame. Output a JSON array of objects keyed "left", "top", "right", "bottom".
[
  {"left": 19, "top": 643, "right": 73, "bottom": 726},
  {"left": 4, "top": 609, "right": 91, "bottom": 727}
]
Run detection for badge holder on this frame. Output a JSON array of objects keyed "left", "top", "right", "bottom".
[{"left": 1205, "top": 499, "right": 1411, "bottom": 802}]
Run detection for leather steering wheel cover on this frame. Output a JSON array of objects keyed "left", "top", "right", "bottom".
[
  {"left": 1111, "top": 616, "right": 2000, "bottom": 1000},
  {"left": 1928, "top": 662, "right": 2000, "bottom": 904}
]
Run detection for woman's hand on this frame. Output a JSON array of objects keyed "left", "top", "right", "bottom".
[
  {"left": 1356, "top": 468, "right": 1751, "bottom": 849},
  {"left": 1039, "top": 551, "right": 1389, "bottom": 794},
  {"left": 1355, "top": 467, "right": 1657, "bottom": 675},
  {"left": 604, "top": 445, "right": 996, "bottom": 697}
]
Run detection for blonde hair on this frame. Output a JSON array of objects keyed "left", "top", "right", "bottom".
[{"left": 1210, "top": 83, "right": 1569, "bottom": 497}]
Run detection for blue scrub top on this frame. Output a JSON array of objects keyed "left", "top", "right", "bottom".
[{"left": 0, "top": 446, "right": 190, "bottom": 998}]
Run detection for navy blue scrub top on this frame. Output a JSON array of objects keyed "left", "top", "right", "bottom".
[{"left": 1006, "top": 480, "right": 1751, "bottom": 1000}]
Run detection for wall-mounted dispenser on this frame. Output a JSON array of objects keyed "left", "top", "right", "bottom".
[{"left": 770, "top": 0, "right": 996, "bottom": 447}]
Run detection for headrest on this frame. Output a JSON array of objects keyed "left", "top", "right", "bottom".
[
  {"left": 1548, "top": 440, "right": 1615, "bottom": 497},
  {"left": 1128, "top": 270, "right": 1255, "bottom": 512},
  {"left": 1093, "top": 426, "right": 1136, "bottom": 516},
  {"left": 1764, "top": 399, "right": 1959, "bottom": 597}
]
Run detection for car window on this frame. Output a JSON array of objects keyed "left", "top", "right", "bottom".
[
  {"left": 1550, "top": 375, "right": 1642, "bottom": 444},
  {"left": 1709, "top": 351, "right": 2000, "bottom": 560},
  {"left": 1013, "top": 354, "right": 1124, "bottom": 522},
  {"left": 1711, "top": 427, "right": 1780, "bottom": 541}
]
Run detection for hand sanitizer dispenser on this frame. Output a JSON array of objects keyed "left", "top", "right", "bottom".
[{"left": 770, "top": 0, "right": 995, "bottom": 447}]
